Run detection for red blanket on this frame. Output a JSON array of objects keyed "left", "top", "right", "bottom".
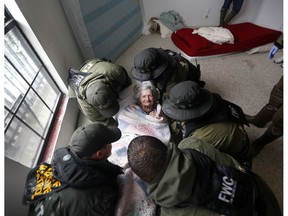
[{"left": 171, "top": 22, "right": 282, "bottom": 57}]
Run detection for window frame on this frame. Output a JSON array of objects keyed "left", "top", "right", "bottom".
[{"left": 4, "top": 7, "right": 66, "bottom": 167}]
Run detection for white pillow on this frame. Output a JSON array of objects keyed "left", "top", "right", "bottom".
[{"left": 192, "top": 27, "right": 234, "bottom": 45}]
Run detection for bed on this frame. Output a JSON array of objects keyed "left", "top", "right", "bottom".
[{"left": 171, "top": 22, "right": 282, "bottom": 60}]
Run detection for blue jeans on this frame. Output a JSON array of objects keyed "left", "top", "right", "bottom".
[{"left": 222, "top": 0, "right": 244, "bottom": 13}]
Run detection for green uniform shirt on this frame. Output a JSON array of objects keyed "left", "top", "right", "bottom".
[
  {"left": 147, "top": 138, "right": 281, "bottom": 216},
  {"left": 77, "top": 59, "right": 131, "bottom": 124},
  {"left": 171, "top": 120, "right": 252, "bottom": 160},
  {"left": 189, "top": 121, "right": 251, "bottom": 159}
]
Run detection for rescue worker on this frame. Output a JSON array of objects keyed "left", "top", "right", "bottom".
[
  {"left": 162, "top": 80, "right": 254, "bottom": 165},
  {"left": 23, "top": 122, "right": 124, "bottom": 216},
  {"left": 131, "top": 47, "right": 204, "bottom": 102},
  {"left": 127, "top": 135, "right": 282, "bottom": 216},
  {"left": 68, "top": 58, "right": 132, "bottom": 126},
  {"left": 245, "top": 34, "right": 283, "bottom": 157}
]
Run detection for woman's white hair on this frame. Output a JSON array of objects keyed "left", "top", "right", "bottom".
[{"left": 133, "top": 81, "right": 160, "bottom": 103}]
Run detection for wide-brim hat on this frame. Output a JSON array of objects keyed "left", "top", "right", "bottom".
[
  {"left": 131, "top": 48, "right": 169, "bottom": 81},
  {"left": 86, "top": 82, "right": 119, "bottom": 118},
  {"left": 162, "top": 81, "right": 214, "bottom": 121},
  {"left": 69, "top": 122, "right": 121, "bottom": 157}
]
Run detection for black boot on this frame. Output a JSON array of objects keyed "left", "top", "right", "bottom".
[
  {"left": 219, "top": 9, "right": 227, "bottom": 26},
  {"left": 223, "top": 10, "right": 237, "bottom": 25},
  {"left": 250, "top": 125, "right": 282, "bottom": 157}
]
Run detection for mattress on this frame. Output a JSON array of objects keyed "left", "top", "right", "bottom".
[
  {"left": 171, "top": 22, "right": 282, "bottom": 59},
  {"left": 60, "top": 0, "right": 143, "bottom": 61}
]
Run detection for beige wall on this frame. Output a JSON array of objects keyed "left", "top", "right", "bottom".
[{"left": 141, "top": 0, "right": 283, "bottom": 30}]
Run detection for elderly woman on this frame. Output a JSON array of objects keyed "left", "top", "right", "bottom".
[
  {"left": 133, "top": 81, "right": 162, "bottom": 118},
  {"left": 110, "top": 81, "right": 171, "bottom": 167}
]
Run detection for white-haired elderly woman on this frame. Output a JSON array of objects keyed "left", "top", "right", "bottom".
[
  {"left": 112, "top": 81, "right": 171, "bottom": 154},
  {"left": 133, "top": 81, "right": 163, "bottom": 119}
]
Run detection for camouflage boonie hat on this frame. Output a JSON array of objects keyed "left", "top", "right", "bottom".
[
  {"left": 162, "top": 81, "right": 214, "bottom": 121},
  {"left": 131, "top": 48, "right": 169, "bottom": 81}
]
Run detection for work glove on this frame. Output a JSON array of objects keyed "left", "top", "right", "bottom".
[{"left": 269, "top": 45, "right": 279, "bottom": 59}]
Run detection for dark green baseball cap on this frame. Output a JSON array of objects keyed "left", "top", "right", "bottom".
[{"left": 69, "top": 122, "right": 121, "bottom": 157}]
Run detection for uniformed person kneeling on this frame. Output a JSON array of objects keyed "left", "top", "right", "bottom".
[
  {"left": 131, "top": 47, "right": 204, "bottom": 102},
  {"left": 127, "top": 135, "right": 282, "bottom": 216},
  {"left": 23, "top": 122, "right": 124, "bottom": 215},
  {"left": 68, "top": 58, "right": 132, "bottom": 126},
  {"left": 162, "top": 80, "right": 254, "bottom": 166}
]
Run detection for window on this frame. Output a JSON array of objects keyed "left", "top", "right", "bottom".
[{"left": 4, "top": 9, "right": 63, "bottom": 168}]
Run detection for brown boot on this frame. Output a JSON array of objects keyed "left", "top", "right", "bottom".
[
  {"left": 250, "top": 125, "right": 282, "bottom": 157},
  {"left": 246, "top": 77, "right": 283, "bottom": 128},
  {"left": 245, "top": 104, "right": 276, "bottom": 128}
]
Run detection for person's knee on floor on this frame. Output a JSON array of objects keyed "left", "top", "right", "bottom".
[
  {"left": 250, "top": 106, "right": 283, "bottom": 157},
  {"left": 245, "top": 104, "right": 277, "bottom": 128},
  {"left": 127, "top": 135, "right": 282, "bottom": 216},
  {"left": 246, "top": 77, "right": 283, "bottom": 128}
]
